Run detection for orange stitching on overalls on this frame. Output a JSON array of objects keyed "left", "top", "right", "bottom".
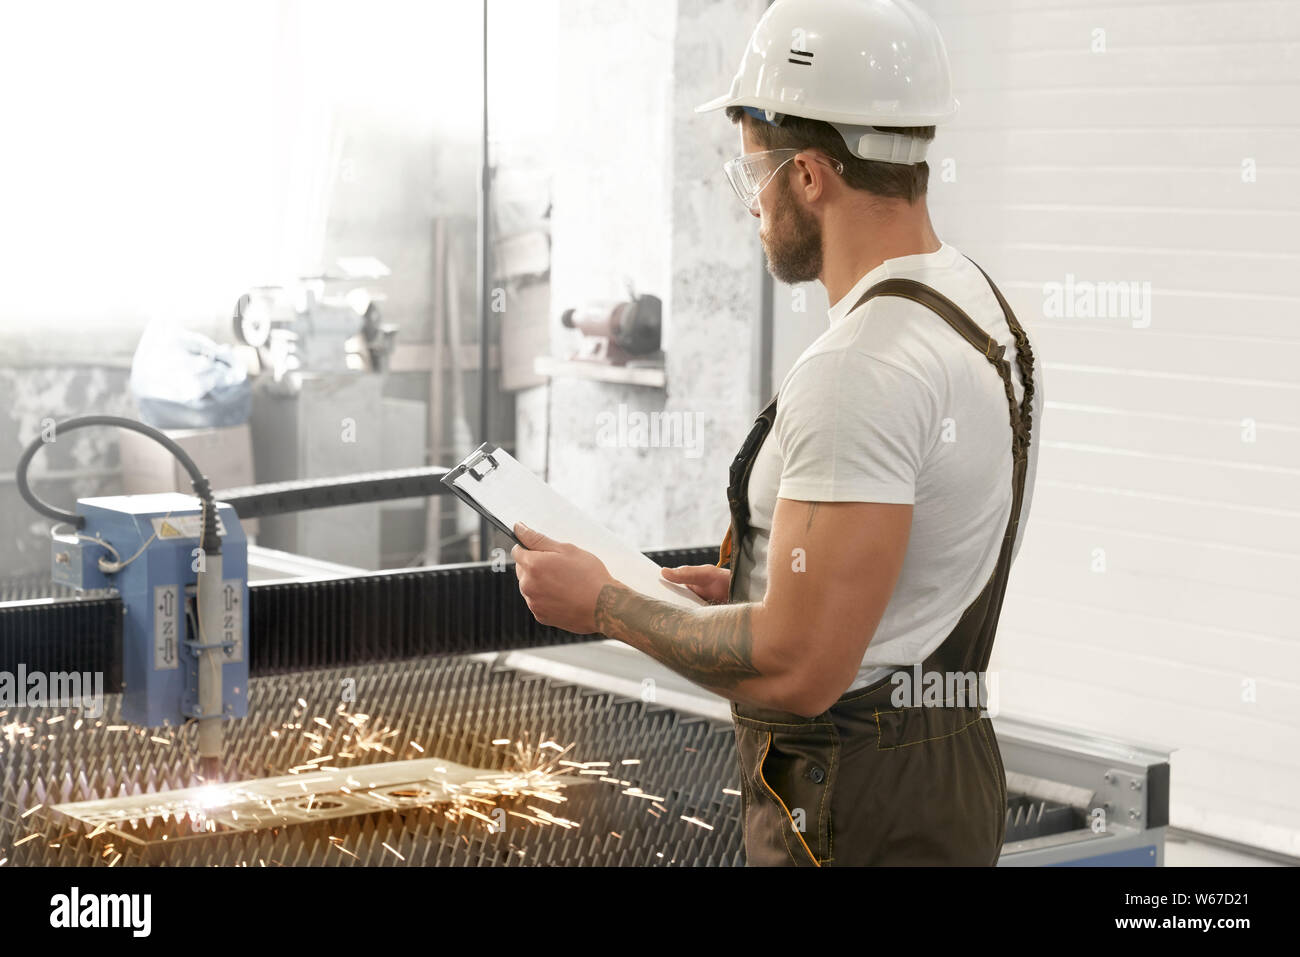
[
  {"left": 732, "top": 716, "right": 833, "bottom": 731},
  {"left": 974, "top": 717, "right": 1008, "bottom": 860},
  {"left": 974, "top": 716, "right": 998, "bottom": 786},
  {"left": 822, "top": 727, "right": 838, "bottom": 865},
  {"left": 836, "top": 675, "right": 899, "bottom": 704},
  {"left": 756, "top": 731, "right": 821, "bottom": 867},
  {"left": 873, "top": 708, "right": 985, "bottom": 751},
  {"left": 976, "top": 717, "right": 1008, "bottom": 812}
]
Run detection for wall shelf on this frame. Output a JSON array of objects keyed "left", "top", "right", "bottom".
[{"left": 533, "top": 356, "right": 666, "bottom": 388}]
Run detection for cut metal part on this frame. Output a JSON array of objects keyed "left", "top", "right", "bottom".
[{"left": 49, "top": 757, "right": 535, "bottom": 843}]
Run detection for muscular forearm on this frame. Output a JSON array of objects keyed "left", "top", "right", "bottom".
[{"left": 594, "top": 583, "right": 802, "bottom": 711}]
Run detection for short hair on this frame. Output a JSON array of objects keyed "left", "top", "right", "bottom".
[{"left": 726, "top": 106, "right": 935, "bottom": 203}]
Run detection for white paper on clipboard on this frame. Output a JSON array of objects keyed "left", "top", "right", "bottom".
[{"left": 442, "top": 444, "right": 707, "bottom": 610}]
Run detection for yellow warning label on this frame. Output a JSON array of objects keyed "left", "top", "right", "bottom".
[{"left": 149, "top": 514, "right": 226, "bottom": 540}]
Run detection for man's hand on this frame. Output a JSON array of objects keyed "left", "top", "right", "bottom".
[
  {"left": 661, "top": 564, "right": 731, "bottom": 604},
  {"left": 512, "top": 522, "right": 617, "bottom": 634}
]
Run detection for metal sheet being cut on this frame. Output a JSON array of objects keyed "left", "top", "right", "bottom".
[{"left": 49, "top": 757, "right": 564, "bottom": 846}]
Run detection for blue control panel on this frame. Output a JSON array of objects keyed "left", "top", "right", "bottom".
[{"left": 51, "top": 493, "right": 249, "bottom": 728}]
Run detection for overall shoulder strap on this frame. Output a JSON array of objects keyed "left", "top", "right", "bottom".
[
  {"left": 720, "top": 264, "right": 1037, "bottom": 569},
  {"left": 847, "top": 269, "right": 1035, "bottom": 464}
]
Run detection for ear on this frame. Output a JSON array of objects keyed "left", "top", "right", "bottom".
[{"left": 792, "top": 154, "right": 831, "bottom": 204}]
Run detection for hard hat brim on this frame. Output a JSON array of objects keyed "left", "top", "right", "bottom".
[{"left": 693, "top": 92, "right": 734, "bottom": 114}]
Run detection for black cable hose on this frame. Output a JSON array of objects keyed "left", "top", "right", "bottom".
[{"left": 14, "top": 415, "right": 221, "bottom": 555}]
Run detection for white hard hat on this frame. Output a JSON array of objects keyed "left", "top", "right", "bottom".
[{"left": 695, "top": 0, "right": 958, "bottom": 164}]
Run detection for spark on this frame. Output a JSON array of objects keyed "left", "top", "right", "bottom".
[
  {"left": 106, "top": 725, "right": 128, "bottom": 732},
  {"left": 13, "top": 834, "right": 41, "bottom": 846},
  {"left": 2, "top": 719, "right": 34, "bottom": 746},
  {"left": 681, "top": 815, "right": 714, "bottom": 831},
  {"left": 621, "top": 788, "right": 665, "bottom": 802},
  {"left": 20, "top": 804, "right": 42, "bottom": 818},
  {"left": 49, "top": 703, "right": 607, "bottom": 856},
  {"left": 47, "top": 715, "right": 65, "bottom": 725},
  {"left": 382, "top": 842, "right": 405, "bottom": 861},
  {"left": 620, "top": 759, "right": 640, "bottom": 765},
  {"left": 507, "top": 810, "right": 548, "bottom": 826},
  {"left": 526, "top": 806, "right": 578, "bottom": 829},
  {"left": 150, "top": 736, "right": 171, "bottom": 746},
  {"left": 722, "top": 788, "right": 741, "bottom": 796}
]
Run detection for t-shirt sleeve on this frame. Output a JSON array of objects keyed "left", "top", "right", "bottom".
[{"left": 774, "top": 349, "right": 938, "bottom": 505}]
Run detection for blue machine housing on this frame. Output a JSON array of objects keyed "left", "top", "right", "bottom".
[{"left": 51, "top": 492, "right": 249, "bottom": 728}]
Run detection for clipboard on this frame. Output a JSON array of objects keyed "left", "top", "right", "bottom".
[{"left": 442, "top": 443, "right": 707, "bottom": 610}]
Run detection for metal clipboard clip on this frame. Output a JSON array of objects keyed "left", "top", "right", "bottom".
[
  {"left": 441, "top": 443, "right": 521, "bottom": 546},
  {"left": 463, "top": 445, "right": 499, "bottom": 481}
]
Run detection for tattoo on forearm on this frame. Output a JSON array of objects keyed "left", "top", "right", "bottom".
[{"left": 594, "top": 584, "right": 762, "bottom": 691}]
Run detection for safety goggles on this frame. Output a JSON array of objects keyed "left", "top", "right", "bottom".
[{"left": 722, "top": 148, "right": 845, "bottom": 213}]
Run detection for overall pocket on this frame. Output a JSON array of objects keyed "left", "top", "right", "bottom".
[{"left": 732, "top": 716, "right": 838, "bottom": 866}]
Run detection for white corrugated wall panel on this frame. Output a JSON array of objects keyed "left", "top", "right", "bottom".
[{"left": 918, "top": 0, "right": 1300, "bottom": 855}]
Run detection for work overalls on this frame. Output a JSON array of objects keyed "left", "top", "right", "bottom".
[{"left": 717, "top": 262, "right": 1036, "bottom": 866}]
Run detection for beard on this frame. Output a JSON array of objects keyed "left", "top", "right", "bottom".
[{"left": 759, "top": 177, "right": 823, "bottom": 284}]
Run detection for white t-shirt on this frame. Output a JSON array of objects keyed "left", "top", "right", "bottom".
[{"left": 732, "top": 241, "right": 1045, "bottom": 691}]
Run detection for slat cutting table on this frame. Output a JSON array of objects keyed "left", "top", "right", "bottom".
[{"left": 1, "top": 467, "right": 1170, "bottom": 866}]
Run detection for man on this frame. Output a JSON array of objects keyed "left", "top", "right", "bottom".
[{"left": 511, "top": 0, "right": 1043, "bottom": 866}]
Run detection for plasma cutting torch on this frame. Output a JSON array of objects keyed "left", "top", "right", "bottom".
[{"left": 15, "top": 416, "right": 247, "bottom": 781}]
